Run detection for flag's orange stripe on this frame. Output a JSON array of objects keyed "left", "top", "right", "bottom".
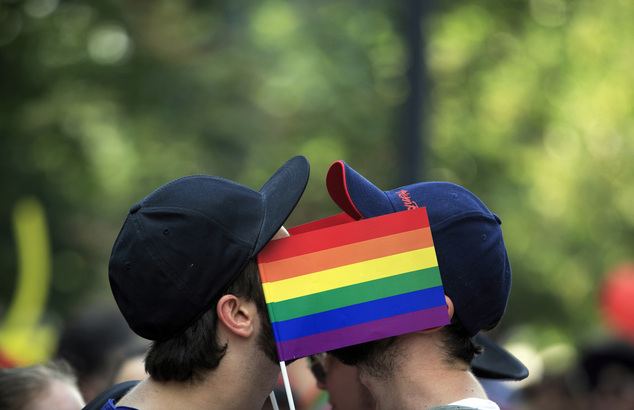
[
  {"left": 259, "top": 207, "right": 430, "bottom": 263},
  {"left": 259, "top": 227, "right": 433, "bottom": 283}
]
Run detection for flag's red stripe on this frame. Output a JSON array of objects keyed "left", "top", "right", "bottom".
[
  {"left": 287, "top": 212, "right": 355, "bottom": 235},
  {"left": 259, "top": 207, "right": 430, "bottom": 263}
]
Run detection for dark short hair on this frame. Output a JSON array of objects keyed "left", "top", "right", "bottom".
[
  {"left": 0, "top": 360, "right": 78, "bottom": 410},
  {"left": 441, "top": 316, "right": 491, "bottom": 366},
  {"left": 144, "top": 259, "right": 266, "bottom": 383}
]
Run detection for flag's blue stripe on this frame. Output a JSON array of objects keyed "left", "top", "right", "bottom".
[{"left": 272, "top": 286, "right": 446, "bottom": 342}]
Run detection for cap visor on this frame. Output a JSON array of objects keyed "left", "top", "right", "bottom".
[
  {"left": 326, "top": 160, "right": 393, "bottom": 219},
  {"left": 255, "top": 156, "right": 310, "bottom": 254},
  {"left": 471, "top": 334, "right": 529, "bottom": 381}
]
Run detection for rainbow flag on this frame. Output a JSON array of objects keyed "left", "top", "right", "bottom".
[{"left": 257, "top": 207, "right": 450, "bottom": 361}]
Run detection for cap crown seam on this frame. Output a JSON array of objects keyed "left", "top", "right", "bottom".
[
  {"left": 139, "top": 205, "right": 255, "bottom": 250},
  {"left": 130, "top": 213, "right": 199, "bottom": 305},
  {"left": 430, "top": 211, "right": 499, "bottom": 232}
]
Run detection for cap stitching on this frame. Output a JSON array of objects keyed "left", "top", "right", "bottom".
[
  {"left": 430, "top": 210, "right": 500, "bottom": 233},
  {"left": 140, "top": 206, "right": 255, "bottom": 249}
]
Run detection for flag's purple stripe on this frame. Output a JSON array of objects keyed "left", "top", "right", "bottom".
[
  {"left": 272, "top": 286, "right": 445, "bottom": 342},
  {"left": 275, "top": 305, "right": 449, "bottom": 361}
]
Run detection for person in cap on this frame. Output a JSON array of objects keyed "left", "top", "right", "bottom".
[
  {"left": 324, "top": 160, "right": 526, "bottom": 410},
  {"left": 83, "top": 156, "right": 310, "bottom": 410}
]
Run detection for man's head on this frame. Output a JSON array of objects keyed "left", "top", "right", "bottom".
[
  {"left": 143, "top": 258, "right": 279, "bottom": 382},
  {"left": 108, "top": 156, "right": 309, "bottom": 381},
  {"left": 325, "top": 161, "right": 512, "bottom": 373},
  {"left": 0, "top": 360, "right": 85, "bottom": 410}
]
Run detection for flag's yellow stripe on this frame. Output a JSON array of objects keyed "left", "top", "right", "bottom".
[{"left": 262, "top": 247, "right": 438, "bottom": 303}]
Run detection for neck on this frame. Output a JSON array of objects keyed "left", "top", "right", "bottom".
[
  {"left": 360, "top": 332, "right": 488, "bottom": 410},
  {"left": 117, "top": 348, "right": 279, "bottom": 410}
]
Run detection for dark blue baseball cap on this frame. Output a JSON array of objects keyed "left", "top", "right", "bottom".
[
  {"left": 326, "top": 160, "right": 511, "bottom": 337},
  {"left": 109, "top": 156, "right": 310, "bottom": 341}
]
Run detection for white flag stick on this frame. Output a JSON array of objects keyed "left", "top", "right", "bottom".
[
  {"left": 279, "top": 361, "right": 296, "bottom": 410},
  {"left": 269, "top": 390, "right": 280, "bottom": 410}
]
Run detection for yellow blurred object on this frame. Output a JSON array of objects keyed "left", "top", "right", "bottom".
[{"left": 0, "top": 197, "right": 56, "bottom": 365}]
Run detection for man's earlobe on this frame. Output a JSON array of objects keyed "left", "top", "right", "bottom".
[
  {"left": 445, "top": 295, "right": 455, "bottom": 320},
  {"left": 217, "top": 295, "right": 254, "bottom": 338}
]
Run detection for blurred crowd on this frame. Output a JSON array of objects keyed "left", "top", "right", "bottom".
[{"left": 0, "top": 302, "right": 148, "bottom": 410}]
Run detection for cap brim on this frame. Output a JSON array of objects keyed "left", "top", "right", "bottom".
[
  {"left": 471, "top": 334, "right": 529, "bottom": 380},
  {"left": 326, "top": 160, "right": 394, "bottom": 219},
  {"left": 254, "top": 155, "right": 310, "bottom": 255}
]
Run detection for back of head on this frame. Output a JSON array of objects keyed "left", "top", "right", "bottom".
[
  {"left": 0, "top": 360, "right": 82, "bottom": 410},
  {"left": 143, "top": 259, "right": 271, "bottom": 383}
]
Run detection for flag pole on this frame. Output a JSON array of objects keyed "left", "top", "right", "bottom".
[
  {"left": 269, "top": 390, "right": 280, "bottom": 410},
  {"left": 279, "top": 361, "right": 296, "bottom": 410}
]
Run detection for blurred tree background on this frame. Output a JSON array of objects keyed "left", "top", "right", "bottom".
[{"left": 1, "top": 0, "right": 634, "bottom": 385}]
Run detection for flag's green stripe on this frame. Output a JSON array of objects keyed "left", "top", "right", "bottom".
[{"left": 268, "top": 266, "right": 441, "bottom": 322}]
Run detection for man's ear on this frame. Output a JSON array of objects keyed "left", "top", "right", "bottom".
[
  {"left": 445, "top": 295, "right": 455, "bottom": 320},
  {"left": 216, "top": 295, "right": 255, "bottom": 338}
]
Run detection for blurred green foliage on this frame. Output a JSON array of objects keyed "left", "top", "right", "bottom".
[
  {"left": 426, "top": 0, "right": 634, "bottom": 349},
  {"left": 1, "top": 0, "right": 634, "bottom": 364}
]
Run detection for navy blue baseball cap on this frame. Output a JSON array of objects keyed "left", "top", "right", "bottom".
[
  {"left": 326, "top": 160, "right": 511, "bottom": 337},
  {"left": 327, "top": 161, "right": 527, "bottom": 380},
  {"left": 109, "top": 156, "right": 310, "bottom": 341}
]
